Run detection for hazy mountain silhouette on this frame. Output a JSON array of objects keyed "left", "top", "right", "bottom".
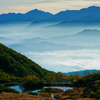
[
  {"left": 47, "top": 29, "right": 100, "bottom": 46},
  {"left": 0, "top": 36, "right": 14, "bottom": 45},
  {"left": 0, "top": 9, "right": 53, "bottom": 22},
  {"left": 24, "top": 37, "right": 46, "bottom": 43},
  {"left": 18, "top": 29, "right": 100, "bottom": 52},
  {"left": 25, "top": 42, "right": 87, "bottom": 51},
  {"left": 75, "top": 29, "right": 100, "bottom": 36},
  {"left": 8, "top": 44, "right": 31, "bottom": 52},
  {"left": 64, "top": 69, "right": 99, "bottom": 76},
  {"left": 0, "top": 36, "right": 9, "bottom": 41},
  {"left": 8, "top": 41, "right": 88, "bottom": 52},
  {"left": 53, "top": 19, "right": 100, "bottom": 27}
]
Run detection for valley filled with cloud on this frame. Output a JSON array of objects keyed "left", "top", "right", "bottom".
[{"left": 0, "top": 6, "right": 100, "bottom": 72}]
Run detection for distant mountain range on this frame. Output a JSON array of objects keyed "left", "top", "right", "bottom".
[
  {"left": 0, "top": 6, "right": 100, "bottom": 24},
  {"left": 0, "top": 9, "right": 52, "bottom": 22},
  {"left": 42, "top": 6, "right": 100, "bottom": 23},
  {"left": 64, "top": 69, "right": 99, "bottom": 76},
  {"left": 24, "top": 6, "right": 100, "bottom": 28}
]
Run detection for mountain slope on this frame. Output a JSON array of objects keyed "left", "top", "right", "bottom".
[{"left": 0, "top": 43, "right": 49, "bottom": 78}]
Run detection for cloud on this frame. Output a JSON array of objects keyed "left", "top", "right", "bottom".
[
  {"left": 0, "top": 0, "right": 100, "bottom": 14},
  {"left": 25, "top": 50, "right": 100, "bottom": 72}
]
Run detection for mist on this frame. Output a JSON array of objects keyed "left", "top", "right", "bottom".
[
  {"left": 0, "top": 22, "right": 100, "bottom": 72},
  {"left": 24, "top": 50, "right": 100, "bottom": 72}
]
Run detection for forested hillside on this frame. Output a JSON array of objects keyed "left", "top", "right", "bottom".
[{"left": 0, "top": 43, "right": 48, "bottom": 78}]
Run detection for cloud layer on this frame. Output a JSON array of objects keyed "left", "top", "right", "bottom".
[
  {"left": 0, "top": 0, "right": 100, "bottom": 14},
  {"left": 25, "top": 49, "right": 100, "bottom": 72}
]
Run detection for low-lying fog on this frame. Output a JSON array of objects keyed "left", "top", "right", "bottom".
[
  {"left": 25, "top": 50, "right": 100, "bottom": 72},
  {"left": 0, "top": 22, "right": 100, "bottom": 72}
]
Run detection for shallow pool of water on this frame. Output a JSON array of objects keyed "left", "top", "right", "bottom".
[{"left": 9, "top": 85, "right": 73, "bottom": 93}]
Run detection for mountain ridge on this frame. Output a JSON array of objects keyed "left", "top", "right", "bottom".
[
  {"left": 43, "top": 6, "right": 100, "bottom": 22},
  {"left": 0, "top": 9, "right": 53, "bottom": 22},
  {"left": 0, "top": 6, "right": 100, "bottom": 23}
]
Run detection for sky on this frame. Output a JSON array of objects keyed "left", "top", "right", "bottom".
[{"left": 0, "top": 0, "right": 100, "bottom": 14}]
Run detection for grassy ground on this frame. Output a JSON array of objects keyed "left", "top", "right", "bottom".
[{"left": 0, "top": 92, "right": 53, "bottom": 100}]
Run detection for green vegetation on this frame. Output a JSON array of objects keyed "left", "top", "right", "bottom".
[
  {"left": 1, "top": 43, "right": 100, "bottom": 99},
  {"left": 73, "top": 71, "right": 100, "bottom": 99},
  {"left": 0, "top": 72, "right": 20, "bottom": 83},
  {"left": 21, "top": 75, "right": 39, "bottom": 82},
  {"left": 74, "top": 71, "right": 100, "bottom": 87},
  {"left": 21, "top": 72, "right": 69, "bottom": 90},
  {"left": 22, "top": 80, "right": 44, "bottom": 90},
  {"left": 0, "top": 43, "right": 49, "bottom": 78},
  {"left": 43, "top": 72, "right": 67, "bottom": 82},
  {"left": 0, "top": 43, "right": 70, "bottom": 92}
]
